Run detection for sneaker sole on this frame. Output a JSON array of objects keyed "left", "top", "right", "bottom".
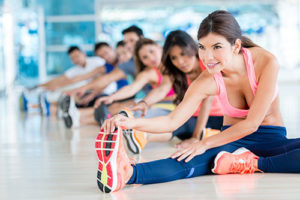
[
  {"left": 63, "top": 115, "right": 73, "bottom": 128},
  {"left": 61, "top": 96, "right": 73, "bottom": 128},
  {"left": 61, "top": 96, "right": 70, "bottom": 113},
  {"left": 95, "top": 129, "right": 120, "bottom": 193},
  {"left": 123, "top": 129, "right": 140, "bottom": 154},
  {"left": 39, "top": 94, "right": 46, "bottom": 115},
  {"left": 119, "top": 110, "right": 141, "bottom": 154}
]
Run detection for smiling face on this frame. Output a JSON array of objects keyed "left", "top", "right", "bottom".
[
  {"left": 138, "top": 44, "right": 162, "bottom": 68},
  {"left": 169, "top": 45, "right": 197, "bottom": 73},
  {"left": 198, "top": 32, "right": 240, "bottom": 74}
]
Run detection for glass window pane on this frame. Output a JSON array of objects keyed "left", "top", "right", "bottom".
[
  {"left": 15, "top": 12, "right": 39, "bottom": 87},
  {"left": 46, "top": 51, "right": 93, "bottom": 76},
  {"left": 100, "top": 3, "right": 277, "bottom": 42},
  {"left": 46, "top": 52, "right": 72, "bottom": 76},
  {"left": 45, "top": 22, "right": 95, "bottom": 45},
  {"left": 38, "top": 0, "right": 95, "bottom": 16}
]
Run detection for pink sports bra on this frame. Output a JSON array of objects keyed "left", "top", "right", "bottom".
[
  {"left": 186, "top": 60, "right": 223, "bottom": 117},
  {"left": 213, "top": 48, "right": 278, "bottom": 118},
  {"left": 152, "top": 67, "right": 175, "bottom": 97}
]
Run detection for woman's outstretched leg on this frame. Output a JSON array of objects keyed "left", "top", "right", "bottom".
[
  {"left": 126, "top": 144, "right": 237, "bottom": 185},
  {"left": 95, "top": 127, "right": 239, "bottom": 193}
]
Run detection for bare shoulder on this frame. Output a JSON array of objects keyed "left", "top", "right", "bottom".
[
  {"left": 248, "top": 47, "right": 279, "bottom": 74},
  {"left": 193, "top": 69, "right": 218, "bottom": 96}
]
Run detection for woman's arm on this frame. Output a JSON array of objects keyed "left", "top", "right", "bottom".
[
  {"left": 172, "top": 53, "right": 280, "bottom": 162},
  {"left": 102, "top": 73, "right": 216, "bottom": 133},
  {"left": 175, "top": 96, "right": 213, "bottom": 149},
  {"left": 192, "top": 96, "right": 213, "bottom": 139},
  {"left": 110, "top": 69, "right": 156, "bottom": 102},
  {"left": 129, "top": 75, "right": 173, "bottom": 115},
  {"left": 94, "top": 69, "right": 156, "bottom": 107},
  {"left": 142, "top": 75, "right": 173, "bottom": 105},
  {"left": 205, "top": 54, "right": 280, "bottom": 149}
]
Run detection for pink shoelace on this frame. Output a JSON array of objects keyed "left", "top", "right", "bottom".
[{"left": 229, "top": 156, "right": 262, "bottom": 174}]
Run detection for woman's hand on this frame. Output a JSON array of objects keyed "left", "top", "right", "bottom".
[
  {"left": 130, "top": 101, "right": 148, "bottom": 117},
  {"left": 171, "top": 141, "right": 207, "bottom": 162},
  {"left": 101, "top": 114, "right": 137, "bottom": 134},
  {"left": 175, "top": 137, "right": 199, "bottom": 150}
]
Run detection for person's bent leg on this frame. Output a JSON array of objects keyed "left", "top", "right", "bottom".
[
  {"left": 258, "top": 148, "right": 300, "bottom": 173},
  {"left": 255, "top": 138, "right": 300, "bottom": 173},
  {"left": 213, "top": 126, "right": 300, "bottom": 174}
]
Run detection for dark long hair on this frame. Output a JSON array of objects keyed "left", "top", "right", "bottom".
[
  {"left": 162, "top": 30, "right": 198, "bottom": 105},
  {"left": 197, "top": 10, "right": 258, "bottom": 50},
  {"left": 134, "top": 38, "right": 157, "bottom": 73}
]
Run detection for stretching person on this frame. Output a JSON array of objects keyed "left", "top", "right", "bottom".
[
  {"left": 94, "top": 38, "right": 176, "bottom": 153},
  {"left": 21, "top": 46, "right": 116, "bottom": 116},
  {"left": 67, "top": 25, "right": 144, "bottom": 106},
  {"left": 94, "top": 38, "right": 175, "bottom": 113},
  {"left": 94, "top": 42, "right": 118, "bottom": 67},
  {"left": 66, "top": 38, "right": 174, "bottom": 129},
  {"left": 94, "top": 41, "right": 132, "bottom": 67},
  {"left": 93, "top": 41, "right": 129, "bottom": 92},
  {"left": 115, "top": 41, "right": 133, "bottom": 65},
  {"left": 96, "top": 10, "right": 300, "bottom": 193},
  {"left": 126, "top": 30, "right": 223, "bottom": 152},
  {"left": 62, "top": 26, "right": 144, "bottom": 128}
]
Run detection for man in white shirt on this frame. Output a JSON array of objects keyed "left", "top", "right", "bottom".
[
  {"left": 40, "top": 46, "right": 116, "bottom": 94},
  {"left": 22, "top": 46, "right": 117, "bottom": 116}
]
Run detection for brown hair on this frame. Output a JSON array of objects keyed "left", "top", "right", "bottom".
[
  {"left": 197, "top": 10, "right": 258, "bottom": 50},
  {"left": 134, "top": 38, "right": 158, "bottom": 73},
  {"left": 161, "top": 30, "right": 199, "bottom": 105}
]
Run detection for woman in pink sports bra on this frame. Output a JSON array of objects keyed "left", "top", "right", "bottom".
[
  {"left": 125, "top": 30, "right": 224, "bottom": 154},
  {"left": 96, "top": 10, "right": 300, "bottom": 193}
]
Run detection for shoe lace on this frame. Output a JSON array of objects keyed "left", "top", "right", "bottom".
[{"left": 230, "top": 156, "right": 257, "bottom": 174}]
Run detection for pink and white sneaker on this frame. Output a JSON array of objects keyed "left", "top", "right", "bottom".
[
  {"left": 212, "top": 147, "right": 261, "bottom": 175},
  {"left": 95, "top": 128, "right": 132, "bottom": 193}
]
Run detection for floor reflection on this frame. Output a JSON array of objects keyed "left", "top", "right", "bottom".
[{"left": 213, "top": 174, "right": 264, "bottom": 197}]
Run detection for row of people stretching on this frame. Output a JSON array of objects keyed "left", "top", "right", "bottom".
[
  {"left": 95, "top": 10, "right": 300, "bottom": 193},
  {"left": 21, "top": 10, "right": 300, "bottom": 194}
]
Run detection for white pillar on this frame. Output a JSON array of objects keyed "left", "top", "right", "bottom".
[
  {"left": 38, "top": 7, "right": 47, "bottom": 83},
  {"left": 94, "top": 0, "right": 102, "bottom": 42},
  {"left": 3, "top": 0, "right": 16, "bottom": 94},
  {"left": 277, "top": 0, "right": 300, "bottom": 69}
]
